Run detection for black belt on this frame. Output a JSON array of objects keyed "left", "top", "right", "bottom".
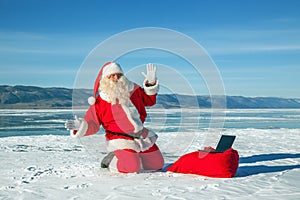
[{"left": 106, "top": 129, "right": 140, "bottom": 139}]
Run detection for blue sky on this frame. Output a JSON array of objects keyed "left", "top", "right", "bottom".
[{"left": 1, "top": 0, "right": 300, "bottom": 98}]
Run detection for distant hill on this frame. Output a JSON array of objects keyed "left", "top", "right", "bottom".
[
  {"left": 1, "top": 85, "right": 300, "bottom": 109},
  {"left": 157, "top": 94, "right": 300, "bottom": 109},
  {"left": 0, "top": 85, "right": 87, "bottom": 109}
]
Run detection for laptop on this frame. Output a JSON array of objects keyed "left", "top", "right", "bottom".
[{"left": 200, "top": 135, "right": 236, "bottom": 153}]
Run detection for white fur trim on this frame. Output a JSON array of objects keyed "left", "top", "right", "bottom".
[
  {"left": 70, "top": 120, "right": 88, "bottom": 138},
  {"left": 121, "top": 102, "right": 144, "bottom": 133},
  {"left": 143, "top": 79, "right": 159, "bottom": 95},
  {"left": 106, "top": 138, "right": 141, "bottom": 152},
  {"left": 102, "top": 62, "right": 123, "bottom": 78},
  {"left": 88, "top": 96, "right": 96, "bottom": 105}
]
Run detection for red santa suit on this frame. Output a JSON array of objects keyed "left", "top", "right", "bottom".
[{"left": 71, "top": 62, "right": 164, "bottom": 173}]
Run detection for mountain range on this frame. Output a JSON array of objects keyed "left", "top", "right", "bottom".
[{"left": 1, "top": 85, "right": 300, "bottom": 109}]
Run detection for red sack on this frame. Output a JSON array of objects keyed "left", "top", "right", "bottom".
[{"left": 166, "top": 147, "right": 239, "bottom": 178}]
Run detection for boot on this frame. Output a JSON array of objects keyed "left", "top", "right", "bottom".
[{"left": 101, "top": 152, "right": 115, "bottom": 168}]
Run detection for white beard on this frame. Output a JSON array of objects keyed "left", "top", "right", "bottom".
[{"left": 99, "top": 76, "right": 130, "bottom": 105}]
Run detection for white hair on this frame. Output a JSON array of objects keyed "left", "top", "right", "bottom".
[{"left": 99, "top": 75, "right": 130, "bottom": 105}]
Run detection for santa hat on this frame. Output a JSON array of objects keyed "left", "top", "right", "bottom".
[{"left": 88, "top": 62, "right": 123, "bottom": 105}]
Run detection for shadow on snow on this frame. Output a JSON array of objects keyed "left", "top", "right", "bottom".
[{"left": 237, "top": 153, "right": 300, "bottom": 177}]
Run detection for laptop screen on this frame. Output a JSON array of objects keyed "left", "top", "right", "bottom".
[{"left": 215, "top": 135, "right": 236, "bottom": 152}]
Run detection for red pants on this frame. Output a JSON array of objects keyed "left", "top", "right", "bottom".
[{"left": 111, "top": 144, "right": 164, "bottom": 173}]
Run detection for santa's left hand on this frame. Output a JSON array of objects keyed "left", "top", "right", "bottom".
[{"left": 141, "top": 63, "right": 157, "bottom": 85}]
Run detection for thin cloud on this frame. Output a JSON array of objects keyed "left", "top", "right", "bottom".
[
  {"left": 189, "top": 27, "right": 300, "bottom": 55},
  {"left": 0, "top": 31, "right": 101, "bottom": 56}
]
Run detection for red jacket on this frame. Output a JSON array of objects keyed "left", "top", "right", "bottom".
[{"left": 83, "top": 83, "right": 157, "bottom": 137}]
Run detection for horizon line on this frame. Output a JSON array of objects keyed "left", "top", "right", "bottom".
[{"left": 1, "top": 84, "right": 300, "bottom": 100}]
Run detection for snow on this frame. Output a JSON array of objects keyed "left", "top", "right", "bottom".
[{"left": 1, "top": 128, "right": 300, "bottom": 199}]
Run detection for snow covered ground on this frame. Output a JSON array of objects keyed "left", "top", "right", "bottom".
[{"left": 1, "top": 128, "right": 300, "bottom": 199}]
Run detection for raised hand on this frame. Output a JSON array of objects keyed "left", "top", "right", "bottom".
[{"left": 141, "top": 63, "right": 157, "bottom": 85}]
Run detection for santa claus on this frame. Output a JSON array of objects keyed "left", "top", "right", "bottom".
[{"left": 65, "top": 62, "right": 164, "bottom": 173}]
